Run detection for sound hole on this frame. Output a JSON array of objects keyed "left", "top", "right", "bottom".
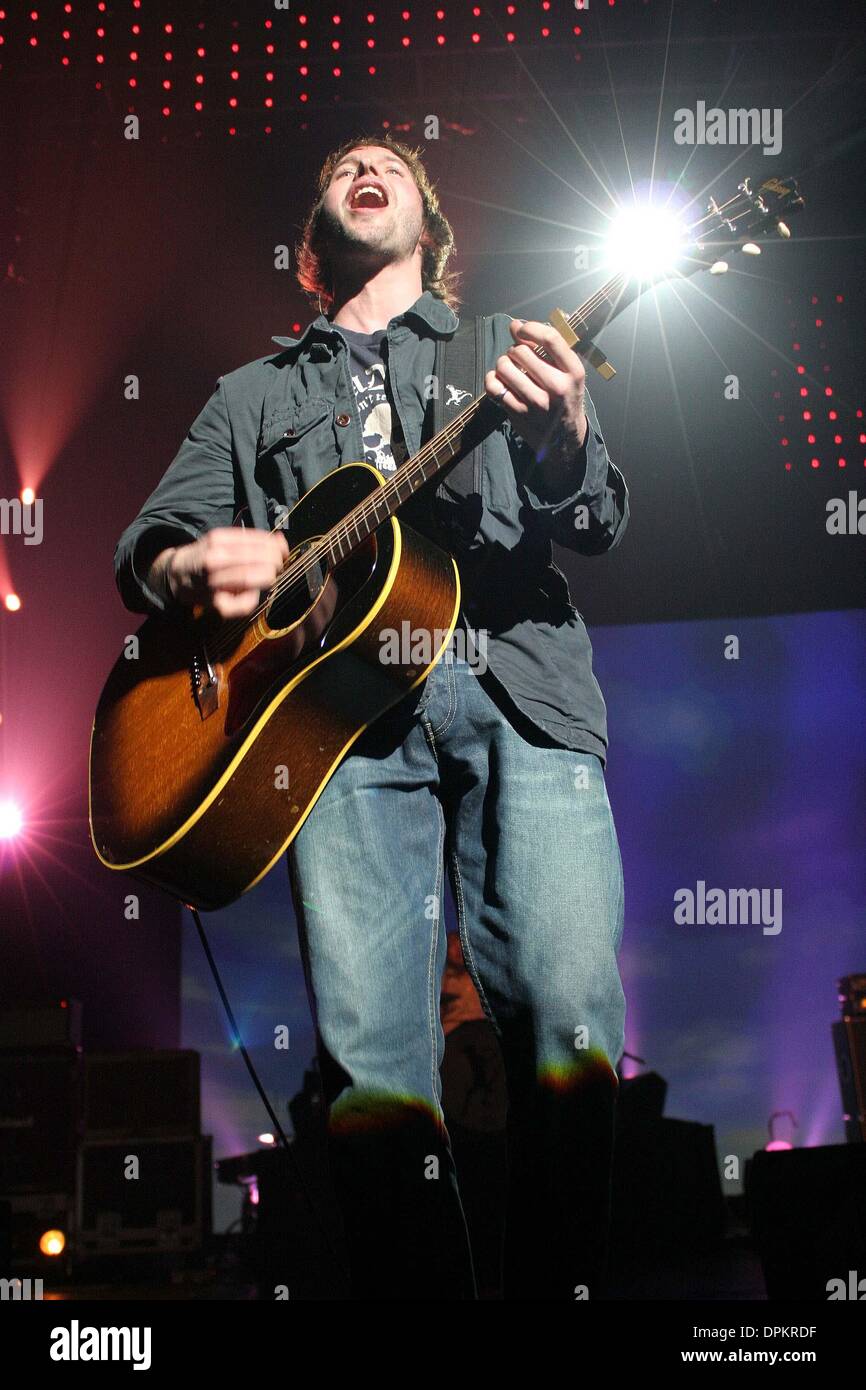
[
  {"left": 223, "top": 533, "right": 380, "bottom": 738},
  {"left": 266, "top": 540, "right": 327, "bottom": 633}
]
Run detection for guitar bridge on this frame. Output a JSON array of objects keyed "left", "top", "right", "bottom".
[{"left": 191, "top": 647, "right": 220, "bottom": 720}]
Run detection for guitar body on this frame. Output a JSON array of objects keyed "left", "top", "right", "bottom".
[{"left": 89, "top": 462, "right": 461, "bottom": 910}]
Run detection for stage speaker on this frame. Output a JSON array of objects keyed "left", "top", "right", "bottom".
[
  {"left": 77, "top": 1135, "right": 212, "bottom": 1258},
  {"left": 218, "top": 1136, "right": 348, "bottom": 1299},
  {"left": 616, "top": 1070, "right": 668, "bottom": 1125},
  {"left": 84, "top": 1051, "right": 199, "bottom": 1139},
  {"left": 833, "top": 1019, "right": 866, "bottom": 1143},
  {"left": 611, "top": 1116, "right": 726, "bottom": 1258},
  {"left": 0, "top": 1051, "right": 82, "bottom": 1195},
  {"left": 746, "top": 1144, "right": 866, "bottom": 1299}
]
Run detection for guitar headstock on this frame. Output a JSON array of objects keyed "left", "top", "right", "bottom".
[
  {"left": 686, "top": 175, "right": 805, "bottom": 272},
  {"left": 549, "top": 175, "right": 804, "bottom": 379}
]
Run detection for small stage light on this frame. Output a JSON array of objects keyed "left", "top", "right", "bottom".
[
  {"left": 766, "top": 1109, "right": 797, "bottom": 1151},
  {"left": 39, "top": 1229, "right": 66, "bottom": 1257},
  {"left": 20, "top": 486, "right": 35, "bottom": 505},
  {"left": 4, "top": 593, "right": 21, "bottom": 612},
  {"left": 605, "top": 203, "right": 687, "bottom": 280},
  {"left": 0, "top": 798, "right": 23, "bottom": 838},
  {"left": 257, "top": 1132, "right": 276, "bottom": 1146}
]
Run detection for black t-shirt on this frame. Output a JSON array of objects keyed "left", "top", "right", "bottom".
[
  {"left": 336, "top": 323, "right": 447, "bottom": 543},
  {"left": 337, "top": 325, "right": 409, "bottom": 475}
]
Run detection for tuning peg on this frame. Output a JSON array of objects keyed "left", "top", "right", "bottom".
[
  {"left": 741, "top": 242, "right": 761, "bottom": 255},
  {"left": 710, "top": 260, "right": 729, "bottom": 275}
]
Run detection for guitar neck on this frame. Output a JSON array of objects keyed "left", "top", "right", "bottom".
[
  {"left": 284, "top": 172, "right": 805, "bottom": 568},
  {"left": 319, "top": 270, "right": 639, "bottom": 566}
]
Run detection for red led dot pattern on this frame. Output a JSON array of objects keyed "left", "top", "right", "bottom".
[{"left": 776, "top": 295, "right": 865, "bottom": 472}]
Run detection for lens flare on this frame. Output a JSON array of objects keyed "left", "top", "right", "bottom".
[{"left": 605, "top": 203, "right": 686, "bottom": 280}]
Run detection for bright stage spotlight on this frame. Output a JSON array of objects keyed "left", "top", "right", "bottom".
[
  {"left": 39, "top": 1229, "right": 67, "bottom": 1257},
  {"left": 605, "top": 203, "right": 687, "bottom": 280},
  {"left": 4, "top": 593, "right": 22, "bottom": 613},
  {"left": 0, "top": 799, "right": 24, "bottom": 839}
]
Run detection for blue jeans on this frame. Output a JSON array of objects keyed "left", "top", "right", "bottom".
[{"left": 287, "top": 645, "right": 626, "bottom": 1300}]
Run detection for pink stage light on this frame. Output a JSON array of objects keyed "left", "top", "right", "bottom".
[
  {"left": 766, "top": 1109, "right": 798, "bottom": 1151},
  {"left": 240, "top": 1176, "right": 260, "bottom": 1206},
  {"left": 0, "top": 798, "right": 23, "bottom": 839}
]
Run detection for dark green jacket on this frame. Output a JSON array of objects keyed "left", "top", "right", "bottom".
[{"left": 114, "top": 291, "right": 628, "bottom": 763}]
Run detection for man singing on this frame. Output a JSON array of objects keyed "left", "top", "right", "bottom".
[{"left": 115, "top": 134, "right": 629, "bottom": 1301}]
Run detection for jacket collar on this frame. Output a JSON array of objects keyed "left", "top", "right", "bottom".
[{"left": 269, "top": 290, "right": 458, "bottom": 354}]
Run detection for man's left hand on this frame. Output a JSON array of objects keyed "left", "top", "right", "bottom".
[{"left": 484, "top": 318, "right": 588, "bottom": 462}]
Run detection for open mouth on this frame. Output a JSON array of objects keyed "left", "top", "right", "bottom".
[{"left": 348, "top": 181, "right": 389, "bottom": 211}]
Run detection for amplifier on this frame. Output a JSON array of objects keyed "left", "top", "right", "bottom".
[
  {"left": 77, "top": 1135, "right": 212, "bottom": 1257},
  {"left": 84, "top": 1051, "right": 200, "bottom": 1139},
  {"left": 0, "top": 1000, "right": 81, "bottom": 1051},
  {"left": 0, "top": 1051, "right": 82, "bottom": 1195},
  {"left": 5, "top": 1190, "right": 74, "bottom": 1273},
  {"left": 746, "top": 1143, "right": 866, "bottom": 1299},
  {"left": 833, "top": 1019, "right": 866, "bottom": 1143}
]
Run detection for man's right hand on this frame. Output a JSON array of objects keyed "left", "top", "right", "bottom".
[{"left": 154, "top": 528, "right": 290, "bottom": 619}]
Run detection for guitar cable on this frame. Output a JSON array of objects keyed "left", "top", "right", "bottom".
[{"left": 186, "top": 902, "right": 351, "bottom": 1291}]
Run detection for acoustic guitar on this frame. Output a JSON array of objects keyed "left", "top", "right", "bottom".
[{"left": 89, "top": 176, "right": 803, "bottom": 909}]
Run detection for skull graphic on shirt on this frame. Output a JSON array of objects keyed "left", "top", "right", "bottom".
[{"left": 362, "top": 400, "right": 398, "bottom": 474}]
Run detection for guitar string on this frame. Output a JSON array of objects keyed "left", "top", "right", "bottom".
[{"left": 206, "top": 192, "right": 776, "bottom": 659}]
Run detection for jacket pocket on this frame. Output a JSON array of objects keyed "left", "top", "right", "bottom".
[{"left": 255, "top": 397, "right": 336, "bottom": 502}]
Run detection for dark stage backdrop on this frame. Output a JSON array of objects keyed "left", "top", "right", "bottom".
[{"left": 184, "top": 609, "right": 866, "bottom": 1233}]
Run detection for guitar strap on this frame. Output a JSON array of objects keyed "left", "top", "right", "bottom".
[{"left": 427, "top": 314, "right": 485, "bottom": 552}]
